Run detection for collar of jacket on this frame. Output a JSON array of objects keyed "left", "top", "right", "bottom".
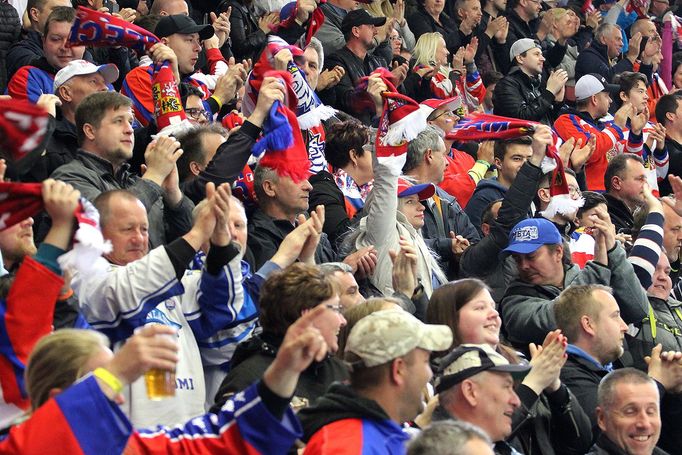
[
  {"left": 509, "top": 66, "right": 542, "bottom": 88},
  {"left": 566, "top": 344, "right": 612, "bottom": 372},
  {"left": 588, "top": 39, "right": 610, "bottom": 61},
  {"left": 250, "top": 208, "right": 296, "bottom": 240},
  {"left": 591, "top": 432, "right": 634, "bottom": 455},
  {"left": 76, "top": 149, "right": 131, "bottom": 179}
]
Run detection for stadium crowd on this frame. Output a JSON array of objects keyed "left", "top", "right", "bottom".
[{"left": 2, "top": 0, "right": 682, "bottom": 452}]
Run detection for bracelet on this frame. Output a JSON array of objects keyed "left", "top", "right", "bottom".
[
  {"left": 210, "top": 95, "right": 223, "bottom": 110},
  {"left": 94, "top": 367, "right": 124, "bottom": 394}
]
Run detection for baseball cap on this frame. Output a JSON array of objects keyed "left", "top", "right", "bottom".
[
  {"left": 155, "top": 14, "right": 214, "bottom": 40},
  {"left": 420, "top": 96, "right": 463, "bottom": 115},
  {"left": 434, "top": 344, "right": 530, "bottom": 393},
  {"left": 341, "top": 9, "right": 387, "bottom": 35},
  {"left": 501, "top": 218, "right": 562, "bottom": 256},
  {"left": 574, "top": 74, "right": 620, "bottom": 101},
  {"left": 509, "top": 38, "right": 541, "bottom": 61},
  {"left": 53, "top": 60, "right": 119, "bottom": 91},
  {"left": 397, "top": 178, "right": 435, "bottom": 200},
  {"left": 345, "top": 309, "right": 453, "bottom": 368}
]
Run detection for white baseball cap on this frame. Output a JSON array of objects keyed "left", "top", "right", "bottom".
[
  {"left": 574, "top": 74, "right": 619, "bottom": 101},
  {"left": 53, "top": 60, "right": 119, "bottom": 92},
  {"left": 510, "top": 38, "right": 541, "bottom": 61}
]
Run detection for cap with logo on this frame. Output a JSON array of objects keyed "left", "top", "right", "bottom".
[
  {"left": 155, "top": 14, "right": 214, "bottom": 40},
  {"left": 434, "top": 344, "right": 530, "bottom": 393},
  {"left": 345, "top": 309, "right": 453, "bottom": 368},
  {"left": 53, "top": 60, "right": 119, "bottom": 92},
  {"left": 341, "top": 9, "right": 387, "bottom": 35},
  {"left": 501, "top": 218, "right": 562, "bottom": 257},
  {"left": 510, "top": 38, "right": 541, "bottom": 61},
  {"left": 574, "top": 74, "right": 620, "bottom": 101}
]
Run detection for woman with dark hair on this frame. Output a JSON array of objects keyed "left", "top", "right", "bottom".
[
  {"left": 308, "top": 120, "right": 374, "bottom": 246},
  {"left": 427, "top": 278, "right": 593, "bottom": 455}
]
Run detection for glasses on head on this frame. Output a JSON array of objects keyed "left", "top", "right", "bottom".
[
  {"left": 186, "top": 108, "right": 209, "bottom": 120},
  {"left": 325, "top": 304, "right": 344, "bottom": 313}
]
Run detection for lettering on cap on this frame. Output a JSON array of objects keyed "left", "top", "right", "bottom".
[{"left": 513, "top": 226, "right": 539, "bottom": 242}]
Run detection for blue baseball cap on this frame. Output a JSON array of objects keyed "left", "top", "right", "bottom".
[
  {"left": 501, "top": 218, "right": 562, "bottom": 257},
  {"left": 397, "top": 178, "right": 435, "bottom": 200}
]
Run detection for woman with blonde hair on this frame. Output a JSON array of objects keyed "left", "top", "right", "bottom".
[
  {"left": 403, "top": 32, "right": 485, "bottom": 110},
  {"left": 537, "top": 8, "right": 580, "bottom": 101}
]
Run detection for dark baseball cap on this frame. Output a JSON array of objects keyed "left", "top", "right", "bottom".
[
  {"left": 155, "top": 14, "right": 214, "bottom": 40},
  {"left": 341, "top": 9, "right": 387, "bottom": 35},
  {"left": 434, "top": 344, "right": 530, "bottom": 394}
]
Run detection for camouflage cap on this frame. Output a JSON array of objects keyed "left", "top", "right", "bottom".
[
  {"left": 345, "top": 309, "right": 453, "bottom": 367},
  {"left": 434, "top": 344, "right": 530, "bottom": 394}
]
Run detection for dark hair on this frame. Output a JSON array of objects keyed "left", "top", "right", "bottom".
[
  {"left": 604, "top": 154, "right": 644, "bottom": 192},
  {"left": 134, "top": 14, "right": 162, "bottom": 33},
  {"left": 655, "top": 93, "right": 682, "bottom": 127},
  {"left": 481, "top": 198, "right": 503, "bottom": 228},
  {"left": 325, "top": 120, "right": 369, "bottom": 169},
  {"left": 75, "top": 92, "right": 132, "bottom": 144},
  {"left": 175, "top": 124, "right": 227, "bottom": 183},
  {"left": 259, "top": 263, "right": 336, "bottom": 335},
  {"left": 426, "top": 279, "right": 491, "bottom": 354},
  {"left": 612, "top": 71, "right": 648, "bottom": 111},
  {"left": 180, "top": 83, "right": 205, "bottom": 108},
  {"left": 482, "top": 70, "right": 503, "bottom": 88},
  {"left": 27, "top": 0, "right": 49, "bottom": 19},
  {"left": 577, "top": 191, "right": 607, "bottom": 218},
  {"left": 43, "top": 6, "right": 75, "bottom": 36},
  {"left": 493, "top": 136, "right": 532, "bottom": 161},
  {"left": 673, "top": 51, "right": 682, "bottom": 82}
]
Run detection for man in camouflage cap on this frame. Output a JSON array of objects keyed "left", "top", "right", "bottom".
[{"left": 298, "top": 309, "right": 452, "bottom": 453}]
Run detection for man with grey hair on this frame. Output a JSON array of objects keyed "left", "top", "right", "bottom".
[
  {"left": 407, "top": 421, "right": 494, "bottom": 455},
  {"left": 402, "top": 126, "right": 479, "bottom": 278},
  {"left": 319, "top": 262, "right": 364, "bottom": 309},
  {"left": 298, "top": 37, "right": 345, "bottom": 92},
  {"left": 589, "top": 368, "right": 668, "bottom": 455},
  {"left": 575, "top": 22, "right": 655, "bottom": 83}
]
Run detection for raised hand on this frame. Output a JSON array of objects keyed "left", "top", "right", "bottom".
[
  {"left": 143, "top": 136, "right": 183, "bottom": 186},
  {"left": 210, "top": 9, "right": 231, "bottom": 48},
  {"left": 525, "top": 329, "right": 568, "bottom": 394},
  {"left": 390, "top": 237, "right": 418, "bottom": 296}
]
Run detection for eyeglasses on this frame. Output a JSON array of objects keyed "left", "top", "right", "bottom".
[
  {"left": 325, "top": 304, "right": 344, "bottom": 313},
  {"left": 429, "top": 107, "right": 465, "bottom": 121},
  {"left": 390, "top": 35, "right": 403, "bottom": 41},
  {"left": 186, "top": 107, "right": 209, "bottom": 120},
  {"left": 568, "top": 185, "right": 582, "bottom": 198}
]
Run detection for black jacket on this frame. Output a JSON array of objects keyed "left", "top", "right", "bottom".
[
  {"left": 509, "top": 383, "right": 593, "bottom": 455},
  {"left": 226, "top": 0, "right": 267, "bottom": 62},
  {"left": 22, "top": 115, "right": 80, "bottom": 183},
  {"left": 211, "top": 332, "right": 349, "bottom": 412},
  {"left": 181, "top": 120, "right": 261, "bottom": 204},
  {"left": 247, "top": 208, "right": 336, "bottom": 270},
  {"left": 0, "top": 1, "right": 20, "bottom": 93},
  {"left": 506, "top": 8, "right": 540, "bottom": 45},
  {"left": 604, "top": 193, "right": 634, "bottom": 235},
  {"left": 406, "top": 6, "right": 460, "bottom": 54},
  {"left": 560, "top": 350, "right": 609, "bottom": 430},
  {"left": 309, "top": 170, "right": 358, "bottom": 248},
  {"left": 659, "top": 137, "right": 682, "bottom": 196},
  {"left": 6, "top": 30, "right": 95, "bottom": 78},
  {"left": 574, "top": 39, "right": 652, "bottom": 83},
  {"left": 586, "top": 433, "right": 670, "bottom": 455},
  {"left": 493, "top": 66, "right": 562, "bottom": 126},
  {"left": 318, "top": 46, "right": 388, "bottom": 125}
]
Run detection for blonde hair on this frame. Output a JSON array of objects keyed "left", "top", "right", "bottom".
[
  {"left": 363, "top": 0, "right": 395, "bottom": 19},
  {"left": 412, "top": 32, "right": 444, "bottom": 66},
  {"left": 25, "top": 329, "right": 109, "bottom": 410},
  {"left": 543, "top": 7, "right": 568, "bottom": 32}
]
